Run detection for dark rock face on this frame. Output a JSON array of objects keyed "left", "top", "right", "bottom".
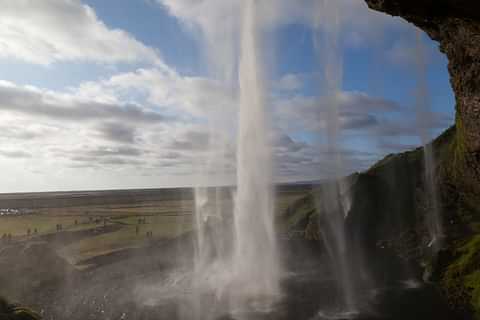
[
  {"left": 0, "top": 296, "right": 41, "bottom": 320},
  {"left": 284, "top": 0, "right": 480, "bottom": 304},
  {"left": 362, "top": 2, "right": 480, "bottom": 316},
  {"left": 366, "top": 0, "right": 480, "bottom": 191},
  {"left": 282, "top": 132, "right": 464, "bottom": 317},
  {"left": 366, "top": 0, "right": 480, "bottom": 19}
]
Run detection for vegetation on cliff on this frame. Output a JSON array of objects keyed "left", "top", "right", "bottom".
[
  {"left": 282, "top": 123, "right": 479, "bottom": 318},
  {"left": 0, "top": 297, "right": 41, "bottom": 320},
  {"left": 442, "top": 235, "right": 480, "bottom": 319},
  {"left": 368, "top": 1, "right": 480, "bottom": 316},
  {"left": 439, "top": 124, "right": 480, "bottom": 318}
]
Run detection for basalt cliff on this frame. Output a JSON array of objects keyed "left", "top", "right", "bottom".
[
  {"left": 366, "top": 0, "right": 480, "bottom": 192},
  {"left": 365, "top": 0, "right": 480, "bottom": 317},
  {"left": 285, "top": 1, "right": 480, "bottom": 318}
]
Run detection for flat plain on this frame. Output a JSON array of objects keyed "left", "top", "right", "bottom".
[{"left": 0, "top": 185, "right": 311, "bottom": 267}]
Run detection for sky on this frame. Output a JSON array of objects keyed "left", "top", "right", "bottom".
[{"left": 0, "top": 0, "right": 455, "bottom": 193}]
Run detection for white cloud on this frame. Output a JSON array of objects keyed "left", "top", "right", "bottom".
[
  {"left": 0, "top": 74, "right": 235, "bottom": 188},
  {"left": 79, "top": 67, "right": 237, "bottom": 119},
  {"left": 386, "top": 32, "right": 442, "bottom": 67},
  {"left": 0, "top": 0, "right": 162, "bottom": 65},
  {"left": 0, "top": 149, "right": 32, "bottom": 159},
  {"left": 274, "top": 91, "right": 400, "bottom": 132},
  {"left": 0, "top": 0, "right": 452, "bottom": 192},
  {"left": 0, "top": 80, "right": 165, "bottom": 123},
  {"left": 0, "top": 70, "right": 453, "bottom": 191},
  {"left": 157, "top": 0, "right": 410, "bottom": 48},
  {"left": 276, "top": 74, "right": 304, "bottom": 91},
  {"left": 272, "top": 132, "right": 379, "bottom": 180},
  {"left": 387, "top": 38, "right": 419, "bottom": 66}
]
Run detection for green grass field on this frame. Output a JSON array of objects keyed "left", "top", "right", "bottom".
[
  {"left": 0, "top": 214, "right": 86, "bottom": 237},
  {"left": 0, "top": 187, "right": 309, "bottom": 266}
]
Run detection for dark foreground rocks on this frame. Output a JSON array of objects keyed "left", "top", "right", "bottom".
[{"left": 0, "top": 296, "right": 40, "bottom": 320}]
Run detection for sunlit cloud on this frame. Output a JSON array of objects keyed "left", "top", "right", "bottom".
[{"left": 0, "top": 0, "right": 163, "bottom": 65}]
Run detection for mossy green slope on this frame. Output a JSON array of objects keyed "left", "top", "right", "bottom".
[
  {"left": 283, "top": 125, "right": 480, "bottom": 317},
  {"left": 443, "top": 235, "right": 480, "bottom": 319},
  {"left": 0, "top": 297, "right": 41, "bottom": 320}
]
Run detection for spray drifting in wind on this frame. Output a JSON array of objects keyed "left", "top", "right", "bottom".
[
  {"left": 414, "top": 31, "right": 443, "bottom": 251},
  {"left": 231, "top": 0, "right": 281, "bottom": 308},
  {"left": 192, "top": 0, "right": 281, "bottom": 315},
  {"left": 313, "top": 0, "right": 358, "bottom": 314}
]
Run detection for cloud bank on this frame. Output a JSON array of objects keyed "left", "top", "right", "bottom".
[
  {"left": 0, "top": 0, "right": 162, "bottom": 65},
  {"left": 0, "top": 0, "right": 454, "bottom": 192}
]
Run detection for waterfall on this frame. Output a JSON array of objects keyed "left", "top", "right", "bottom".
[
  {"left": 191, "top": 0, "right": 281, "bottom": 315},
  {"left": 191, "top": 1, "right": 237, "bottom": 314},
  {"left": 313, "top": 0, "right": 358, "bottom": 314},
  {"left": 414, "top": 31, "right": 444, "bottom": 252},
  {"left": 231, "top": 0, "right": 281, "bottom": 310}
]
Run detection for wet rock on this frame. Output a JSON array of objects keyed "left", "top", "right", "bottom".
[
  {"left": 0, "top": 297, "right": 41, "bottom": 320},
  {"left": 363, "top": 1, "right": 480, "bottom": 316},
  {"left": 365, "top": 0, "right": 480, "bottom": 194}
]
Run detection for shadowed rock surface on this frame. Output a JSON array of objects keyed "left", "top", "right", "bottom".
[
  {"left": 338, "top": 1, "right": 480, "bottom": 317},
  {"left": 0, "top": 296, "right": 41, "bottom": 320},
  {"left": 365, "top": 0, "right": 480, "bottom": 194},
  {"left": 363, "top": 2, "right": 480, "bottom": 317}
]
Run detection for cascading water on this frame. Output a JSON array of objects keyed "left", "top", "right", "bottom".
[
  {"left": 313, "top": 0, "right": 358, "bottom": 315},
  {"left": 191, "top": 0, "right": 281, "bottom": 316},
  {"left": 192, "top": 42, "right": 236, "bottom": 318},
  {"left": 414, "top": 31, "right": 443, "bottom": 252},
  {"left": 231, "top": 0, "right": 281, "bottom": 311}
]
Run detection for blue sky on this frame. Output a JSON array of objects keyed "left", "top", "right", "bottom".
[{"left": 0, "top": 0, "right": 454, "bottom": 192}]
